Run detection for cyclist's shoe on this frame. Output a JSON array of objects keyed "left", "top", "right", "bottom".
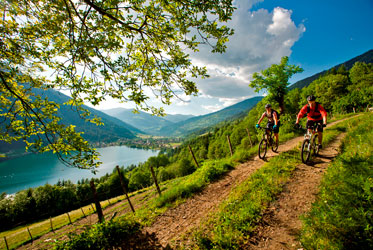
[{"left": 318, "top": 144, "right": 322, "bottom": 149}]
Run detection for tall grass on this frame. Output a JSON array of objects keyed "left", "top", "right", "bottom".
[
  {"left": 300, "top": 114, "right": 373, "bottom": 249},
  {"left": 188, "top": 113, "right": 367, "bottom": 249}
]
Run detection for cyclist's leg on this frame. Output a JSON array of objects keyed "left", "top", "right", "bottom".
[
  {"left": 266, "top": 122, "right": 273, "bottom": 139},
  {"left": 316, "top": 120, "right": 324, "bottom": 147},
  {"left": 306, "top": 120, "right": 314, "bottom": 136},
  {"left": 273, "top": 122, "right": 279, "bottom": 145}
]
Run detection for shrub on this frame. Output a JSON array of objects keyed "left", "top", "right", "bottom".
[{"left": 54, "top": 218, "right": 140, "bottom": 250}]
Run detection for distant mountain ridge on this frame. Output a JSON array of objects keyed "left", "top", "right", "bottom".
[
  {"left": 101, "top": 108, "right": 194, "bottom": 135},
  {"left": 158, "top": 96, "right": 264, "bottom": 137},
  {"left": 35, "top": 89, "right": 142, "bottom": 142},
  {"left": 0, "top": 89, "right": 142, "bottom": 155},
  {"left": 289, "top": 49, "right": 373, "bottom": 90}
]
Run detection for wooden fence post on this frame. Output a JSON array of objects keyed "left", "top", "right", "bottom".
[
  {"left": 66, "top": 212, "right": 72, "bottom": 224},
  {"left": 246, "top": 128, "right": 253, "bottom": 147},
  {"left": 188, "top": 145, "right": 199, "bottom": 168},
  {"left": 50, "top": 217, "right": 54, "bottom": 232},
  {"left": 227, "top": 135, "right": 233, "bottom": 156},
  {"left": 4, "top": 236, "right": 9, "bottom": 250},
  {"left": 116, "top": 166, "right": 135, "bottom": 213},
  {"left": 81, "top": 208, "right": 86, "bottom": 217},
  {"left": 90, "top": 180, "right": 104, "bottom": 223},
  {"left": 150, "top": 165, "right": 162, "bottom": 196},
  {"left": 27, "top": 227, "right": 33, "bottom": 243}
]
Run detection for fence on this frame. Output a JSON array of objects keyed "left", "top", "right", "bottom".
[{"left": 0, "top": 165, "right": 152, "bottom": 250}]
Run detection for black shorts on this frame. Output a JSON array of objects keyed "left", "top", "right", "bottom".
[
  {"left": 306, "top": 120, "right": 323, "bottom": 132},
  {"left": 267, "top": 121, "right": 280, "bottom": 134}
]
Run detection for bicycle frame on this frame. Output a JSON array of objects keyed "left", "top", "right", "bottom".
[
  {"left": 257, "top": 126, "right": 278, "bottom": 159},
  {"left": 300, "top": 125, "right": 320, "bottom": 163}
]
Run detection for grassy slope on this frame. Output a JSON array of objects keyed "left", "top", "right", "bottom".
[
  {"left": 187, "top": 114, "right": 369, "bottom": 249},
  {"left": 0, "top": 113, "right": 364, "bottom": 249},
  {"left": 300, "top": 114, "right": 373, "bottom": 249}
]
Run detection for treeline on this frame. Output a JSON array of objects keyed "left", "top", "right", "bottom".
[{"left": 1, "top": 62, "right": 371, "bottom": 232}]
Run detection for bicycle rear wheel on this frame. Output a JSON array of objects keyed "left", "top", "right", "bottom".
[
  {"left": 301, "top": 139, "right": 311, "bottom": 164},
  {"left": 258, "top": 139, "right": 267, "bottom": 159},
  {"left": 313, "top": 134, "right": 319, "bottom": 156}
]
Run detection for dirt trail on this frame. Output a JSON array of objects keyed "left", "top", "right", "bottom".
[
  {"left": 144, "top": 117, "right": 352, "bottom": 249},
  {"left": 246, "top": 132, "right": 346, "bottom": 250}
]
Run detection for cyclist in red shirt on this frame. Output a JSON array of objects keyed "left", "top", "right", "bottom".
[{"left": 295, "top": 95, "right": 327, "bottom": 149}]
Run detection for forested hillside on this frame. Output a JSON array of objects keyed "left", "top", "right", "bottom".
[
  {"left": 0, "top": 89, "right": 143, "bottom": 156},
  {"left": 289, "top": 49, "right": 373, "bottom": 90}
]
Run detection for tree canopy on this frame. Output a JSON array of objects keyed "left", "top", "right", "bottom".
[
  {"left": 0, "top": 0, "right": 235, "bottom": 169},
  {"left": 249, "top": 56, "right": 303, "bottom": 114}
]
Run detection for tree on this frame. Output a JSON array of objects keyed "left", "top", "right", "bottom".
[
  {"left": 249, "top": 56, "right": 303, "bottom": 114},
  {"left": 0, "top": 0, "right": 235, "bottom": 170}
]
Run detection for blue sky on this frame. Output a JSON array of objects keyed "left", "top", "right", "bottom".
[{"left": 97, "top": 0, "right": 373, "bottom": 116}]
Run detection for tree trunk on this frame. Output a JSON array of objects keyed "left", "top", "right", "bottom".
[{"left": 278, "top": 96, "right": 285, "bottom": 114}]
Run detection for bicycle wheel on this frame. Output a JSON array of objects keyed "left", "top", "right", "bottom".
[
  {"left": 271, "top": 137, "right": 278, "bottom": 152},
  {"left": 313, "top": 134, "right": 319, "bottom": 156},
  {"left": 258, "top": 139, "right": 267, "bottom": 159},
  {"left": 301, "top": 139, "right": 311, "bottom": 164}
]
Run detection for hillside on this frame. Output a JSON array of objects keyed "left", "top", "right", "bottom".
[
  {"left": 101, "top": 108, "right": 193, "bottom": 135},
  {"left": 289, "top": 49, "right": 373, "bottom": 90},
  {"left": 34, "top": 89, "right": 142, "bottom": 142},
  {"left": 0, "top": 89, "right": 142, "bottom": 155},
  {"left": 158, "top": 96, "right": 264, "bottom": 137}
]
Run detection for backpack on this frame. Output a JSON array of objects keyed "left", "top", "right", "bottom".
[
  {"left": 271, "top": 109, "right": 280, "bottom": 120},
  {"left": 305, "top": 102, "right": 322, "bottom": 119}
]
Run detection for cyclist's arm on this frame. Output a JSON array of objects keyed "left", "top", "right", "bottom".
[
  {"left": 296, "top": 105, "right": 307, "bottom": 124},
  {"left": 257, "top": 113, "right": 266, "bottom": 125},
  {"left": 273, "top": 112, "right": 278, "bottom": 125}
]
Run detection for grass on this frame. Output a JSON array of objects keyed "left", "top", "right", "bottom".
[
  {"left": 186, "top": 113, "right": 367, "bottom": 249},
  {"left": 0, "top": 113, "right": 363, "bottom": 249},
  {"left": 300, "top": 114, "right": 373, "bottom": 249}
]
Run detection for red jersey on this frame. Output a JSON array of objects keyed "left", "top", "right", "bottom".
[{"left": 297, "top": 102, "right": 327, "bottom": 121}]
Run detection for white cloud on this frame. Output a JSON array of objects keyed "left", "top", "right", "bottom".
[{"left": 189, "top": 0, "right": 305, "bottom": 106}]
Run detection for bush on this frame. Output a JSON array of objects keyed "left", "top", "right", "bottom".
[{"left": 54, "top": 218, "right": 140, "bottom": 250}]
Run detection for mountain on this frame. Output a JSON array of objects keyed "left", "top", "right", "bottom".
[
  {"left": 101, "top": 108, "right": 195, "bottom": 135},
  {"left": 0, "top": 89, "right": 142, "bottom": 155},
  {"left": 158, "top": 96, "right": 264, "bottom": 137},
  {"left": 289, "top": 49, "right": 373, "bottom": 90},
  {"left": 163, "top": 114, "right": 195, "bottom": 123},
  {"left": 34, "top": 89, "right": 142, "bottom": 142}
]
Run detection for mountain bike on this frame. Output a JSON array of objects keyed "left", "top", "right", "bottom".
[
  {"left": 257, "top": 126, "right": 278, "bottom": 159},
  {"left": 298, "top": 124, "right": 320, "bottom": 164}
]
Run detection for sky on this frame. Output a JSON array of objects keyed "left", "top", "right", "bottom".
[{"left": 95, "top": 0, "right": 373, "bottom": 116}]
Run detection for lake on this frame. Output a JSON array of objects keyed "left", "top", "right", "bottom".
[{"left": 0, "top": 146, "right": 159, "bottom": 194}]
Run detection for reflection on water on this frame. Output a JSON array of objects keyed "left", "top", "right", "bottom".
[{"left": 0, "top": 146, "right": 158, "bottom": 194}]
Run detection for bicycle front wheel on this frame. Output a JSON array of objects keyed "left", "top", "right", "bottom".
[
  {"left": 313, "top": 134, "right": 319, "bottom": 156},
  {"left": 301, "top": 139, "right": 311, "bottom": 164},
  {"left": 258, "top": 139, "right": 267, "bottom": 159}
]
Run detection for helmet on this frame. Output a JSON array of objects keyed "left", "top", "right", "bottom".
[
  {"left": 265, "top": 104, "right": 272, "bottom": 108},
  {"left": 307, "top": 95, "right": 316, "bottom": 101}
]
